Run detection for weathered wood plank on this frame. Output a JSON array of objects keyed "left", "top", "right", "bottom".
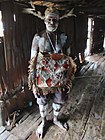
[
  {"left": 0, "top": 126, "right": 6, "bottom": 134},
  {"left": 100, "top": 110, "right": 105, "bottom": 139},
  {"left": 6, "top": 134, "right": 19, "bottom": 140},
  {"left": 81, "top": 86, "right": 105, "bottom": 140},
  {"left": 10, "top": 104, "right": 52, "bottom": 139},
  {"left": 0, "top": 130, "right": 10, "bottom": 140}
]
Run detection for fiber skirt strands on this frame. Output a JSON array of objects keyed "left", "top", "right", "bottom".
[{"left": 36, "top": 53, "right": 71, "bottom": 88}]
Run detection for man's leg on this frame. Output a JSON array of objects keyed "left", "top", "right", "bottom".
[
  {"left": 35, "top": 95, "right": 48, "bottom": 138},
  {"left": 52, "top": 91, "right": 68, "bottom": 131}
]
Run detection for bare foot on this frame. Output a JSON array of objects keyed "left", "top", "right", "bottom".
[
  {"left": 36, "top": 122, "right": 45, "bottom": 138},
  {"left": 53, "top": 120, "right": 68, "bottom": 131}
]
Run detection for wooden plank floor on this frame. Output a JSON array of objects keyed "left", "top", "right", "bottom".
[{"left": 1, "top": 52, "right": 105, "bottom": 140}]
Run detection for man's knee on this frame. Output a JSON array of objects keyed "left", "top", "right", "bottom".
[
  {"left": 52, "top": 103, "right": 62, "bottom": 116},
  {"left": 39, "top": 104, "right": 48, "bottom": 118},
  {"left": 36, "top": 95, "right": 47, "bottom": 106},
  {"left": 52, "top": 103, "right": 62, "bottom": 111}
]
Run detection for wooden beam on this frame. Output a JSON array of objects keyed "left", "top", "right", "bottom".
[{"left": 75, "top": 7, "right": 105, "bottom": 15}]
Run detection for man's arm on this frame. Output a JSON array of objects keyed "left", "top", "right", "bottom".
[{"left": 28, "top": 34, "right": 39, "bottom": 91}]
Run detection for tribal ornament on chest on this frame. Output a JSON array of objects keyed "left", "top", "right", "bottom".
[{"left": 38, "top": 32, "right": 67, "bottom": 53}]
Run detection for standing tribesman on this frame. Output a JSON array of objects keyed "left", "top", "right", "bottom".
[{"left": 28, "top": 7, "right": 76, "bottom": 138}]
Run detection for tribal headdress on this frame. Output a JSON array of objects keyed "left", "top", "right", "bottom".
[{"left": 23, "top": 2, "right": 76, "bottom": 20}]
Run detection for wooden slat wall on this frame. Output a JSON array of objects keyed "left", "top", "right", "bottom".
[
  {"left": 0, "top": 2, "right": 14, "bottom": 97},
  {"left": 0, "top": 2, "right": 39, "bottom": 123},
  {"left": 59, "top": 15, "right": 88, "bottom": 58},
  {"left": 75, "top": 14, "right": 88, "bottom": 54},
  {"left": 59, "top": 16, "right": 76, "bottom": 56},
  {"left": 0, "top": 2, "right": 37, "bottom": 98}
]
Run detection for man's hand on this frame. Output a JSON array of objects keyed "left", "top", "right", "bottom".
[{"left": 32, "top": 84, "right": 42, "bottom": 97}]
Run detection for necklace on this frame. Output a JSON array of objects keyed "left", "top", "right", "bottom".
[{"left": 46, "top": 32, "right": 57, "bottom": 53}]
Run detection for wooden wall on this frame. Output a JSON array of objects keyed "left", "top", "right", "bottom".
[
  {"left": 0, "top": 1, "right": 38, "bottom": 125},
  {"left": 0, "top": 2, "right": 36, "bottom": 95},
  {"left": 59, "top": 14, "right": 88, "bottom": 64}
]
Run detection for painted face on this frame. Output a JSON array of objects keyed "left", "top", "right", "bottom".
[{"left": 44, "top": 13, "right": 59, "bottom": 32}]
